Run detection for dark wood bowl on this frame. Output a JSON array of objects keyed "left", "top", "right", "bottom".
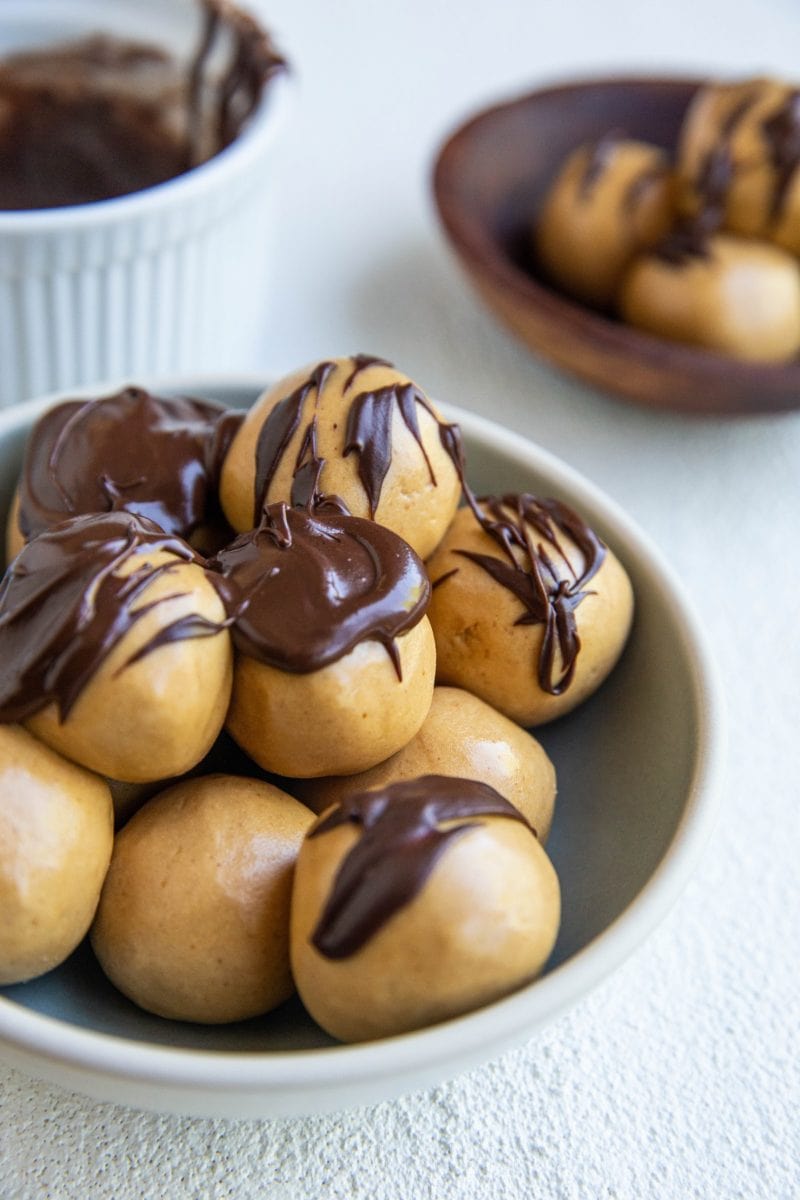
[{"left": 432, "top": 76, "right": 800, "bottom": 416}]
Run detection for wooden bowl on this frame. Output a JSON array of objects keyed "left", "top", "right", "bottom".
[{"left": 432, "top": 76, "right": 800, "bottom": 415}]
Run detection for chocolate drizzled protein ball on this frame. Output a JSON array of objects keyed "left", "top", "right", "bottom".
[
  {"left": 0, "top": 511, "right": 233, "bottom": 781},
  {"left": 426, "top": 492, "right": 633, "bottom": 726},
  {"left": 534, "top": 134, "right": 676, "bottom": 308},
  {"left": 219, "top": 354, "right": 462, "bottom": 559},
  {"left": 211, "top": 502, "right": 435, "bottom": 777},
  {"left": 290, "top": 775, "right": 560, "bottom": 1042},
  {"left": 6, "top": 386, "right": 242, "bottom": 561}
]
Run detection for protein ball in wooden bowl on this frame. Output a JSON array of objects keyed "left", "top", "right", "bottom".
[
  {"left": 427, "top": 493, "right": 633, "bottom": 727},
  {"left": 91, "top": 774, "right": 314, "bottom": 1024},
  {"left": 219, "top": 354, "right": 461, "bottom": 560},
  {"left": 290, "top": 775, "right": 560, "bottom": 1043},
  {"left": 534, "top": 134, "right": 676, "bottom": 309}
]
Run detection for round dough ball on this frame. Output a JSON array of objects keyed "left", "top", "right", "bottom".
[
  {"left": 0, "top": 724, "right": 113, "bottom": 985},
  {"left": 535, "top": 136, "right": 676, "bottom": 308},
  {"left": 227, "top": 617, "right": 436, "bottom": 778},
  {"left": 427, "top": 498, "right": 633, "bottom": 726},
  {"left": 290, "top": 777, "right": 560, "bottom": 1042},
  {"left": 91, "top": 774, "right": 314, "bottom": 1023},
  {"left": 677, "top": 78, "right": 800, "bottom": 254},
  {"left": 619, "top": 233, "right": 800, "bottom": 361},
  {"left": 19, "top": 531, "right": 233, "bottom": 783},
  {"left": 219, "top": 355, "right": 461, "bottom": 560},
  {"left": 294, "top": 686, "right": 556, "bottom": 841}
]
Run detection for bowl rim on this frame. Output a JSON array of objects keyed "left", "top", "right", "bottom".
[
  {"left": 0, "top": 374, "right": 725, "bottom": 1097},
  {"left": 432, "top": 73, "right": 800, "bottom": 401}
]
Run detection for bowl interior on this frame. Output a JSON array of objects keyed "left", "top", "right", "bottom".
[
  {"left": 433, "top": 77, "right": 800, "bottom": 414},
  {"left": 0, "top": 380, "right": 710, "bottom": 1059}
]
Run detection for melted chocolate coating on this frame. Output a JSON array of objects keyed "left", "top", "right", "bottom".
[
  {"left": 444, "top": 492, "right": 606, "bottom": 696},
  {"left": 17, "top": 387, "right": 242, "bottom": 545},
  {"left": 308, "top": 775, "right": 533, "bottom": 959},
  {"left": 209, "top": 502, "right": 431, "bottom": 676},
  {"left": 251, "top": 355, "right": 453, "bottom": 523},
  {"left": 0, "top": 511, "right": 227, "bottom": 723},
  {"left": 0, "top": 1, "right": 285, "bottom": 210},
  {"left": 761, "top": 89, "right": 800, "bottom": 219}
]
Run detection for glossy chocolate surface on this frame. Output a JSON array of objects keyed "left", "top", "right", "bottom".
[
  {"left": 210, "top": 502, "right": 430, "bottom": 675},
  {"left": 0, "top": 511, "right": 226, "bottom": 723},
  {"left": 308, "top": 775, "right": 532, "bottom": 959},
  {"left": 0, "top": 1, "right": 285, "bottom": 210},
  {"left": 17, "top": 387, "right": 241, "bottom": 544}
]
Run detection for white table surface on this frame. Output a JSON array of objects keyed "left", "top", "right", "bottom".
[{"left": 1, "top": 1, "right": 799, "bottom": 1196}]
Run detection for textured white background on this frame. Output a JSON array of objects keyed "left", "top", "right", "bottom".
[{"left": 2, "top": 0, "right": 800, "bottom": 1196}]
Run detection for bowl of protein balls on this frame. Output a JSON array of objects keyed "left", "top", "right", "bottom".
[
  {"left": 0, "top": 361, "right": 723, "bottom": 1117},
  {"left": 434, "top": 75, "right": 800, "bottom": 414}
]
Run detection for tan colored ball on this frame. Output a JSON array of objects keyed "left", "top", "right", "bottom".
[
  {"left": 226, "top": 618, "right": 436, "bottom": 778},
  {"left": 293, "top": 685, "right": 557, "bottom": 840},
  {"left": 535, "top": 136, "right": 676, "bottom": 308},
  {"left": 0, "top": 724, "right": 113, "bottom": 985},
  {"left": 290, "top": 782, "right": 561, "bottom": 1043},
  {"left": 91, "top": 774, "right": 314, "bottom": 1024},
  {"left": 426, "top": 499, "right": 633, "bottom": 727},
  {"left": 677, "top": 77, "right": 800, "bottom": 254},
  {"left": 219, "top": 356, "right": 461, "bottom": 560},
  {"left": 26, "top": 546, "right": 233, "bottom": 783},
  {"left": 619, "top": 233, "right": 800, "bottom": 361}
]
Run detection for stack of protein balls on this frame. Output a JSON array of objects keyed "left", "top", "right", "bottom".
[
  {"left": 535, "top": 77, "right": 800, "bottom": 362},
  {"left": 0, "top": 356, "right": 633, "bottom": 1042}
]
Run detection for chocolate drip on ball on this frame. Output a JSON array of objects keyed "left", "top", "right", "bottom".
[
  {"left": 210, "top": 502, "right": 430, "bottom": 676},
  {"left": 0, "top": 512, "right": 227, "bottom": 723},
  {"left": 252, "top": 354, "right": 458, "bottom": 523},
  {"left": 578, "top": 130, "right": 624, "bottom": 199},
  {"left": 308, "top": 775, "right": 533, "bottom": 959},
  {"left": 17, "top": 387, "right": 239, "bottom": 545},
  {"left": 761, "top": 89, "right": 800, "bottom": 220},
  {"left": 449, "top": 493, "right": 606, "bottom": 696}
]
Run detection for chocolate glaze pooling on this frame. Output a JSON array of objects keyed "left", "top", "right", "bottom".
[
  {"left": 443, "top": 492, "right": 606, "bottom": 696},
  {"left": 0, "top": 512, "right": 227, "bottom": 723},
  {"left": 210, "top": 502, "right": 430, "bottom": 676},
  {"left": 308, "top": 775, "right": 533, "bottom": 959},
  {"left": 251, "top": 355, "right": 455, "bottom": 523},
  {"left": 0, "top": 1, "right": 285, "bottom": 210},
  {"left": 17, "top": 387, "right": 242, "bottom": 545}
]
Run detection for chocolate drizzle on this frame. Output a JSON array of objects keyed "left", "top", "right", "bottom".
[
  {"left": 761, "top": 89, "right": 800, "bottom": 220},
  {"left": 443, "top": 493, "right": 606, "bottom": 696},
  {"left": 17, "top": 387, "right": 241, "bottom": 545},
  {"left": 252, "top": 355, "right": 456, "bottom": 523},
  {"left": 308, "top": 775, "right": 532, "bottom": 959},
  {"left": 578, "top": 130, "right": 624, "bottom": 199},
  {"left": 0, "top": 1, "right": 285, "bottom": 210},
  {"left": 343, "top": 383, "right": 438, "bottom": 518},
  {"left": 251, "top": 362, "right": 336, "bottom": 522},
  {"left": 0, "top": 512, "right": 227, "bottom": 723},
  {"left": 209, "top": 502, "right": 431, "bottom": 676}
]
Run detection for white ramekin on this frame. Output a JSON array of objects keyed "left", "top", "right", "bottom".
[{"left": 0, "top": 0, "right": 290, "bottom": 408}]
